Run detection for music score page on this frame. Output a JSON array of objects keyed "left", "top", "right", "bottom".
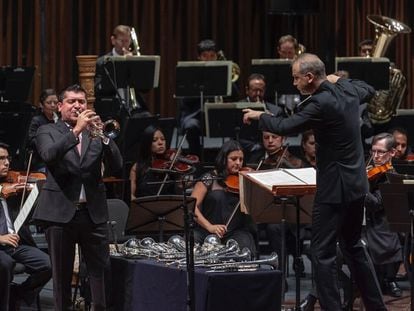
[{"left": 245, "top": 167, "right": 316, "bottom": 190}]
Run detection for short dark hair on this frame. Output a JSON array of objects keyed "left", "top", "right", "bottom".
[
  {"left": 359, "top": 39, "right": 373, "bottom": 48},
  {"left": 389, "top": 126, "right": 408, "bottom": 138},
  {"left": 301, "top": 129, "right": 314, "bottom": 146},
  {"left": 372, "top": 132, "right": 396, "bottom": 151},
  {"left": 0, "top": 142, "right": 9, "bottom": 151},
  {"left": 247, "top": 73, "right": 266, "bottom": 85},
  {"left": 58, "top": 84, "right": 87, "bottom": 102},
  {"left": 39, "top": 88, "right": 57, "bottom": 104},
  {"left": 197, "top": 39, "right": 217, "bottom": 55}
]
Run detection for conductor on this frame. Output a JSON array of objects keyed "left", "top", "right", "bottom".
[{"left": 243, "top": 53, "right": 386, "bottom": 310}]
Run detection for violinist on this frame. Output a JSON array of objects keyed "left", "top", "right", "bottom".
[
  {"left": 390, "top": 127, "right": 414, "bottom": 161},
  {"left": 364, "top": 132, "right": 403, "bottom": 297},
  {"left": 190, "top": 140, "right": 256, "bottom": 255},
  {"left": 130, "top": 125, "right": 178, "bottom": 200},
  {"left": 300, "top": 129, "right": 316, "bottom": 168},
  {"left": 0, "top": 142, "right": 51, "bottom": 310},
  {"left": 27, "top": 88, "right": 59, "bottom": 172}
]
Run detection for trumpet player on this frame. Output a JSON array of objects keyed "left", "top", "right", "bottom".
[{"left": 33, "top": 84, "right": 123, "bottom": 310}]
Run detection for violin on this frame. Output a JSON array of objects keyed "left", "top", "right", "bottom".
[
  {"left": 224, "top": 167, "right": 253, "bottom": 193},
  {"left": 367, "top": 163, "right": 392, "bottom": 181},
  {"left": 5, "top": 170, "right": 46, "bottom": 184},
  {"left": 152, "top": 149, "right": 199, "bottom": 173}
]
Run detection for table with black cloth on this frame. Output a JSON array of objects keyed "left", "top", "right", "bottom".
[{"left": 110, "top": 256, "right": 282, "bottom": 311}]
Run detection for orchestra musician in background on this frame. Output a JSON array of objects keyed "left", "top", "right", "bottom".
[
  {"left": 300, "top": 129, "right": 316, "bottom": 168},
  {"left": 33, "top": 84, "right": 123, "bottom": 310},
  {"left": 27, "top": 88, "right": 58, "bottom": 172},
  {"left": 240, "top": 73, "right": 283, "bottom": 161},
  {"left": 390, "top": 127, "right": 413, "bottom": 160},
  {"left": 364, "top": 133, "right": 403, "bottom": 297},
  {"left": 276, "top": 35, "right": 302, "bottom": 115},
  {"left": 243, "top": 53, "right": 386, "bottom": 310},
  {"left": 178, "top": 39, "right": 240, "bottom": 157},
  {"left": 95, "top": 24, "right": 151, "bottom": 118},
  {"left": 0, "top": 142, "right": 51, "bottom": 311},
  {"left": 190, "top": 140, "right": 256, "bottom": 256},
  {"left": 359, "top": 39, "right": 374, "bottom": 57},
  {"left": 129, "top": 125, "right": 178, "bottom": 200}
]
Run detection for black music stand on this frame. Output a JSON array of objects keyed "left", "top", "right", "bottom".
[
  {"left": 251, "top": 59, "right": 298, "bottom": 103},
  {"left": 175, "top": 61, "right": 232, "bottom": 161},
  {"left": 392, "top": 160, "right": 414, "bottom": 176},
  {"left": 125, "top": 195, "right": 196, "bottom": 242},
  {"left": 335, "top": 57, "right": 390, "bottom": 90},
  {"left": 101, "top": 55, "right": 160, "bottom": 115},
  {"left": 204, "top": 102, "right": 265, "bottom": 138},
  {"left": 380, "top": 182, "right": 414, "bottom": 307},
  {"left": 0, "top": 66, "right": 35, "bottom": 103}
]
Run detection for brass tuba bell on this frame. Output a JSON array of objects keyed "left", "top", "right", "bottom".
[
  {"left": 366, "top": 15, "right": 411, "bottom": 123},
  {"left": 367, "top": 15, "right": 411, "bottom": 57}
]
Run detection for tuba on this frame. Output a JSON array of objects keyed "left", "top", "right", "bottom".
[
  {"left": 217, "top": 50, "right": 240, "bottom": 82},
  {"left": 366, "top": 15, "right": 411, "bottom": 124}
]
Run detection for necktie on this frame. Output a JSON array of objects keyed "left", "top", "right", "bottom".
[
  {"left": 0, "top": 199, "right": 8, "bottom": 235},
  {"left": 77, "top": 133, "right": 82, "bottom": 155}
]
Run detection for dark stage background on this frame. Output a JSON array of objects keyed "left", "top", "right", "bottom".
[{"left": 0, "top": 0, "right": 413, "bottom": 117}]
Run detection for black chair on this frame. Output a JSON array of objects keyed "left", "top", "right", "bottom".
[{"left": 107, "top": 198, "right": 131, "bottom": 243}]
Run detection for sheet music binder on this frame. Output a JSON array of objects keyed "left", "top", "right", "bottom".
[
  {"left": 239, "top": 168, "right": 316, "bottom": 224},
  {"left": 335, "top": 57, "right": 390, "bottom": 90},
  {"left": 103, "top": 55, "right": 160, "bottom": 90},
  {"left": 175, "top": 61, "right": 232, "bottom": 98},
  {"left": 251, "top": 59, "right": 298, "bottom": 102},
  {"left": 204, "top": 101, "right": 265, "bottom": 137}
]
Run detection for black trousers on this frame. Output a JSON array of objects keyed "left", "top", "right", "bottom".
[
  {"left": 0, "top": 244, "right": 51, "bottom": 311},
  {"left": 312, "top": 197, "right": 386, "bottom": 311},
  {"left": 45, "top": 210, "right": 110, "bottom": 311}
]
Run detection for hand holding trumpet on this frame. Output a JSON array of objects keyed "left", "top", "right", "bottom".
[{"left": 72, "top": 109, "right": 102, "bottom": 137}]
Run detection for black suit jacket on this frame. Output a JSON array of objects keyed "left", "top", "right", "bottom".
[
  {"left": 259, "top": 78, "right": 374, "bottom": 204},
  {"left": 33, "top": 120, "right": 123, "bottom": 224}
]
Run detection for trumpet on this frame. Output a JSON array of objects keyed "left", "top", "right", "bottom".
[
  {"left": 75, "top": 110, "right": 120, "bottom": 143},
  {"left": 89, "top": 119, "right": 121, "bottom": 143}
]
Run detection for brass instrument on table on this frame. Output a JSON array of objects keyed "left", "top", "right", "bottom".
[
  {"left": 366, "top": 15, "right": 411, "bottom": 124},
  {"left": 217, "top": 50, "right": 240, "bottom": 82}
]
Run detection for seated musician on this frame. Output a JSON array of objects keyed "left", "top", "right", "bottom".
[
  {"left": 251, "top": 131, "right": 305, "bottom": 276},
  {"left": 0, "top": 142, "right": 52, "bottom": 310},
  {"left": 300, "top": 129, "right": 316, "bottom": 168},
  {"left": 130, "top": 125, "right": 179, "bottom": 200},
  {"left": 239, "top": 73, "right": 283, "bottom": 160},
  {"left": 27, "top": 88, "right": 58, "bottom": 172},
  {"left": 364, "top": 132, "right": 403, "bottom": 297},
  {"left": 390, "top": 127, "right": 413, "bottom": 160},
  {"left": 95, "top": 25, "right": 151, "bottom": 118},
  {"left": 190, "top": 140, "right": 256, "bottom": 256}
]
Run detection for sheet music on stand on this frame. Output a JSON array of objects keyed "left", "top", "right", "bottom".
[
  {"left": 13, "top": 182, "right": 40, "bottom": 232},
  {"left": 239, "top": 168, "right": 316, "bottom": 224}
]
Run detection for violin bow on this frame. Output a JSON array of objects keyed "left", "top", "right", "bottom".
[
  {"left": 275, "top": 143, "right": 290, "bottom": 169},
  {"left": 225, "top": 158, "right": 264, "bottom": 228},
  {"left": 18, "top": 150, "right": 33, "bottom": 211},
  {"left": 156, "top": 133, "right": 187, "bottom": 196}
]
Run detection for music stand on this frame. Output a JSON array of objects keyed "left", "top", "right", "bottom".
[
  {"left": 379, "top": 182, "right": 414, "bottom": 306},
  {"left": 175, "top": 61, "right": 232, "bottom": 161},
  {"left": 125, "top": 195, "right": 196, "bottom": 242},
  {"left": 335, "top": 57, "right": 390, "bottom": 90},
  {"left": 251, "top": 59, "right": 298, "bottom": 103},
  {"left": 204, "top": 101, "right": 265, "bottom": 138},
  {"left": 0, "top": 66, "right": 35, "bottom": 102},
  {"left": 392, "top": 160, "right": 414, "bottom": 175}
]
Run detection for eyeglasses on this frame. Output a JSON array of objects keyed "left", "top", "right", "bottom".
[
  {"left": 370, "top": 149, "right": 388, "bottom": 157},
  {"left": 0, "top": 155, "right": 12, "bottom": 163}
]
